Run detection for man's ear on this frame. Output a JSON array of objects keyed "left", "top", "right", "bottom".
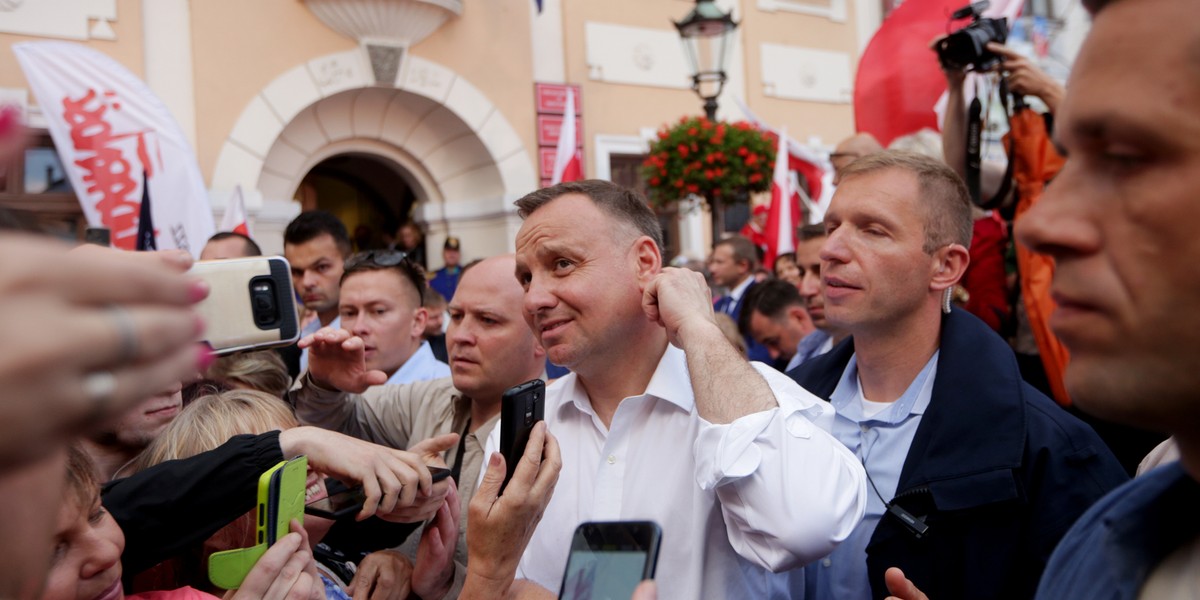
[
  {"left": 930, "top": 243, "right": 971, "bottom": 292},
  {"left": 632, "top": 235, "right": 663, "bottom": 283},
  {"left": 786, "top": 305, "right": 813, "bottom": 329},
  {"left": 411, "top": 306, "right": 429, "bottom": 339}
]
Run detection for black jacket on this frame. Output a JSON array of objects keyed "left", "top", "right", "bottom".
[
  {"left": 788, "top": 308, "right": 1129, "bottom": 599},
  {"left": 103, "top": 431, "right": 284, "bottom": 578}
]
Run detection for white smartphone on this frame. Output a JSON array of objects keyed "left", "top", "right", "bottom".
[{"left": 191, "top": 256, "right": 300, "bottom": 355}]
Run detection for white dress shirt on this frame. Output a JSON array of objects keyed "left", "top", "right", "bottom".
[{"left": 486, "top": 344, "right": 866, "bottom": 599}]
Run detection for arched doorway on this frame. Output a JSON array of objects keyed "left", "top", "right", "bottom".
[
  {"left": 296, "top": 152, "right": 417, "bottom": 251},
  {"left": 210, "top": 51, "right": 537, "bottom": 260}
]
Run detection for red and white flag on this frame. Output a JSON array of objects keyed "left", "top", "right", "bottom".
[
  {"left": 733, "top": 96, "right": 833, "bottom": 222},
  {"left": 550, "top": 88, "right": 582, "bottom": 184},
  {"left": 220, "top": 184, "right": 252, "bottom": 237},
  {"left": 764, "top": 128, "right": 800, "bottom": 270},
  {"left": 14, "top": 41, "right": 213, "bottom": 255}
]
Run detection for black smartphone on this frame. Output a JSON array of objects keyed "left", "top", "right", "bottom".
[
  {"left": 499, "top": 379, "right": 545, "bottom": 494},
  {"left": 558, "top": 521, "right": 662, "bottom": 600},
  {"left": 304, "top": 467, "right": 452, "bottom": 520},
  {"left": 84, "top": 227, "right": 111, "bottom": 247}
]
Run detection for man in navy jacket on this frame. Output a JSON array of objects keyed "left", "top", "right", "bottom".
[{"left": 788, "top": 151, "right": 1126, "bottom": 599}]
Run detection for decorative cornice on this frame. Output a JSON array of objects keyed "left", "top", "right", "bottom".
[{"left": 302, "top": 0, "right": 463, "bottom": 47}]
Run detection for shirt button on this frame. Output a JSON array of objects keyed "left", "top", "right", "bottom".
[
  {"left": 607, "top": 455, "right": 616, "bottom": 464},
  {"left": 860, "top": 424, "right": 869, "bottom": 433},
  {"left": 822, "top": 558, "right": 832, "bottom": 567}
]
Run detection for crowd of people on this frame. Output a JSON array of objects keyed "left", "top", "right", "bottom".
[{"left": 2, "top": 0, "right": 1198, "bottom": 598}]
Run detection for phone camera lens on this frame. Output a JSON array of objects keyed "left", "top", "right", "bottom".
[{"left": 249, "top": 278, "right": 279, "bottom": 328}]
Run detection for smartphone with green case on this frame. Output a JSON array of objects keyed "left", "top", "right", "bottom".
[{"left": 208, "top": 455, "right": 308, "bottom": 590}]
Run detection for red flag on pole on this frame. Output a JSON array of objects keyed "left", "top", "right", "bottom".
[
  {"left": 732, "top": 96, "right": 832, "bottom": 222},
  {"left": 551, "top": 88, "right": 582, "bottom": 184},
  {"left": 764, "top": 129, "right": 799, "bottom": 270},
  {"left": 220, "top": 184, "right": 252, "bottom": 237}
]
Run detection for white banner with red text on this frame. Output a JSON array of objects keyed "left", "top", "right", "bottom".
[{"left": 15, "top": 41, "right": 213, "bottom": 254}]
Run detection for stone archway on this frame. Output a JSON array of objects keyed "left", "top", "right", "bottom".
[{"left": 210, "top": 48, "right": 536, "bottom": 258}]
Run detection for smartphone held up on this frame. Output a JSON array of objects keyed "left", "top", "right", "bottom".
[
  {"left": 559, "top": 521, "right": 662, "bottom": 600},
  {"left": 499, "top": 379, "right": 545, "bottom": 494},
  {"left": 190, "top": 256, "right": 300, "bottom": 355},
  {"left": 208, "top": 456, "right": 308, "bottom": 589}
]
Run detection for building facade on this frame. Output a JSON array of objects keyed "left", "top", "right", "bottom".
[{"left": 0, "top": 0, "right": 879, "bottom": 263}]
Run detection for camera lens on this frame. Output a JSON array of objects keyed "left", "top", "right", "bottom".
[{"left": 249, "top": 277, "right": 279, "bottom": 328}]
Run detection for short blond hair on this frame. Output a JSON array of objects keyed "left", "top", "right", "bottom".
[
  {"left": 838, "top": 150, "right": 973, "bottom": 252},
  {"left": 205, "top": 350, "right": 291, "bottom": 399},
  {"left": 134, "top": 389, "right": 298, "bottom": 471}
]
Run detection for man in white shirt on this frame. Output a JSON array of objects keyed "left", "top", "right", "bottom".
[{"left": 497, "top": 179, "right": 866, "bottom": 598}]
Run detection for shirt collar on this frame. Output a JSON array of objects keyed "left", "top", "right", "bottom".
[
  {"left": 556, "top": 344, "right": 694, "bottom": 418},
  {"left": 386, "top": 341, "right": 437, "bottom": 385},
  {"left": 788, "top": 329, "right": 833, "bottom": 371},
  {"left": 830, "top": 351, "right": 939, "bottom": 424},
  {"left": 728, "top": 276, "right": 754, "bottom": 302}
]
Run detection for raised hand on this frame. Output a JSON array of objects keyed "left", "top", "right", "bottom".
[{"left": 298, "top": 326, "right": 387, "bottom": 392}]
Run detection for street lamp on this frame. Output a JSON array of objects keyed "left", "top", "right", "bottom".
[{"left": 674, "top": 0, "right": 738, "bottom": 121}]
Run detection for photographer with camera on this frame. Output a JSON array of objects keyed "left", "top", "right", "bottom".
[
  {"left": 936, "top": 4, "right": 1168, "bottom": 477},
  {"left": 934, "top": 2, "right": 1071, "bottom": 403}
]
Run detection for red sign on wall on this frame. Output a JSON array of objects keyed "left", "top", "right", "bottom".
[
  {"left": 536, "top": 115, "right": 585, "bottom": 147},
  {"left": 534, "top": 83, "right": 584, "bottom": 184},
  {"left": 535, "top": 83, "right": 582, "bottom": 115},
  {"left": 539, "top": 148, "right": 557, "bottom": 178}
]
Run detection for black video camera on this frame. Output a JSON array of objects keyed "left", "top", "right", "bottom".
[{"left": 935, "top": 1, "right": 1009, "bottom": 72}]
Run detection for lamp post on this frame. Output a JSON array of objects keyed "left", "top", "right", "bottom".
[{"left": 673, "top": 0, "right": 738, "bottom": 121}]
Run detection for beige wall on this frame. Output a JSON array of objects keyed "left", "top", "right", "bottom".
[
  {"left": 740, "top": 2, "right": 859, "bottom": 145},
  {"left": 564, "top": 0, "right": 716, "bottom": 175},
  {"left": 560, "top": 0, "right": 860, "bottom": 173},
  {"left": 191, "top": 0, "right": 538, "bottom": 190},
  {"left": 2, "top": 0, "right": 863, "bottom": 187},
  {"left": 0, "top": 0, "right": 145, "bottom": 97},
  {"left": 190, "top": 0, "right": 356, "bottom": 179},
  {"left": 411, "top": 1, "right": 538, "bottom": 179}
]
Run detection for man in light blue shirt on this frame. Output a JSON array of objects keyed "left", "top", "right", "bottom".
[
  {"left": 809, "top": 353, "right": 936, "bottom": 600},
  {"left": 790, "top": 151, "right": 1125, "bottom": 599},
  {"left": 334, "top": 250, "right": 448, "bottom": 385},
  {"left": 738, "top": 278, "right": 820, "bottom": 371}
]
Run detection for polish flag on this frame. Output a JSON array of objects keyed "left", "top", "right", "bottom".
[
  {"left": 732, "top": 96, "right": 832, "bottom": 222},
  {"left": 764, "top": 129, "right": 800, "bottom": 270},
  {"left": 550, "top": 88, "right": 582, "bottom": 184},
  {"left": 219, "top": 184, "right": 252, "bottom": 237}
]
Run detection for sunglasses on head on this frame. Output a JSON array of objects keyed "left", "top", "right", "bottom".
[
  {"left": 345, "top": 249, "right": 411, "bottom": 269},
  {"left": 344, "top": 250, "right": 426, "bottom": 302}
]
